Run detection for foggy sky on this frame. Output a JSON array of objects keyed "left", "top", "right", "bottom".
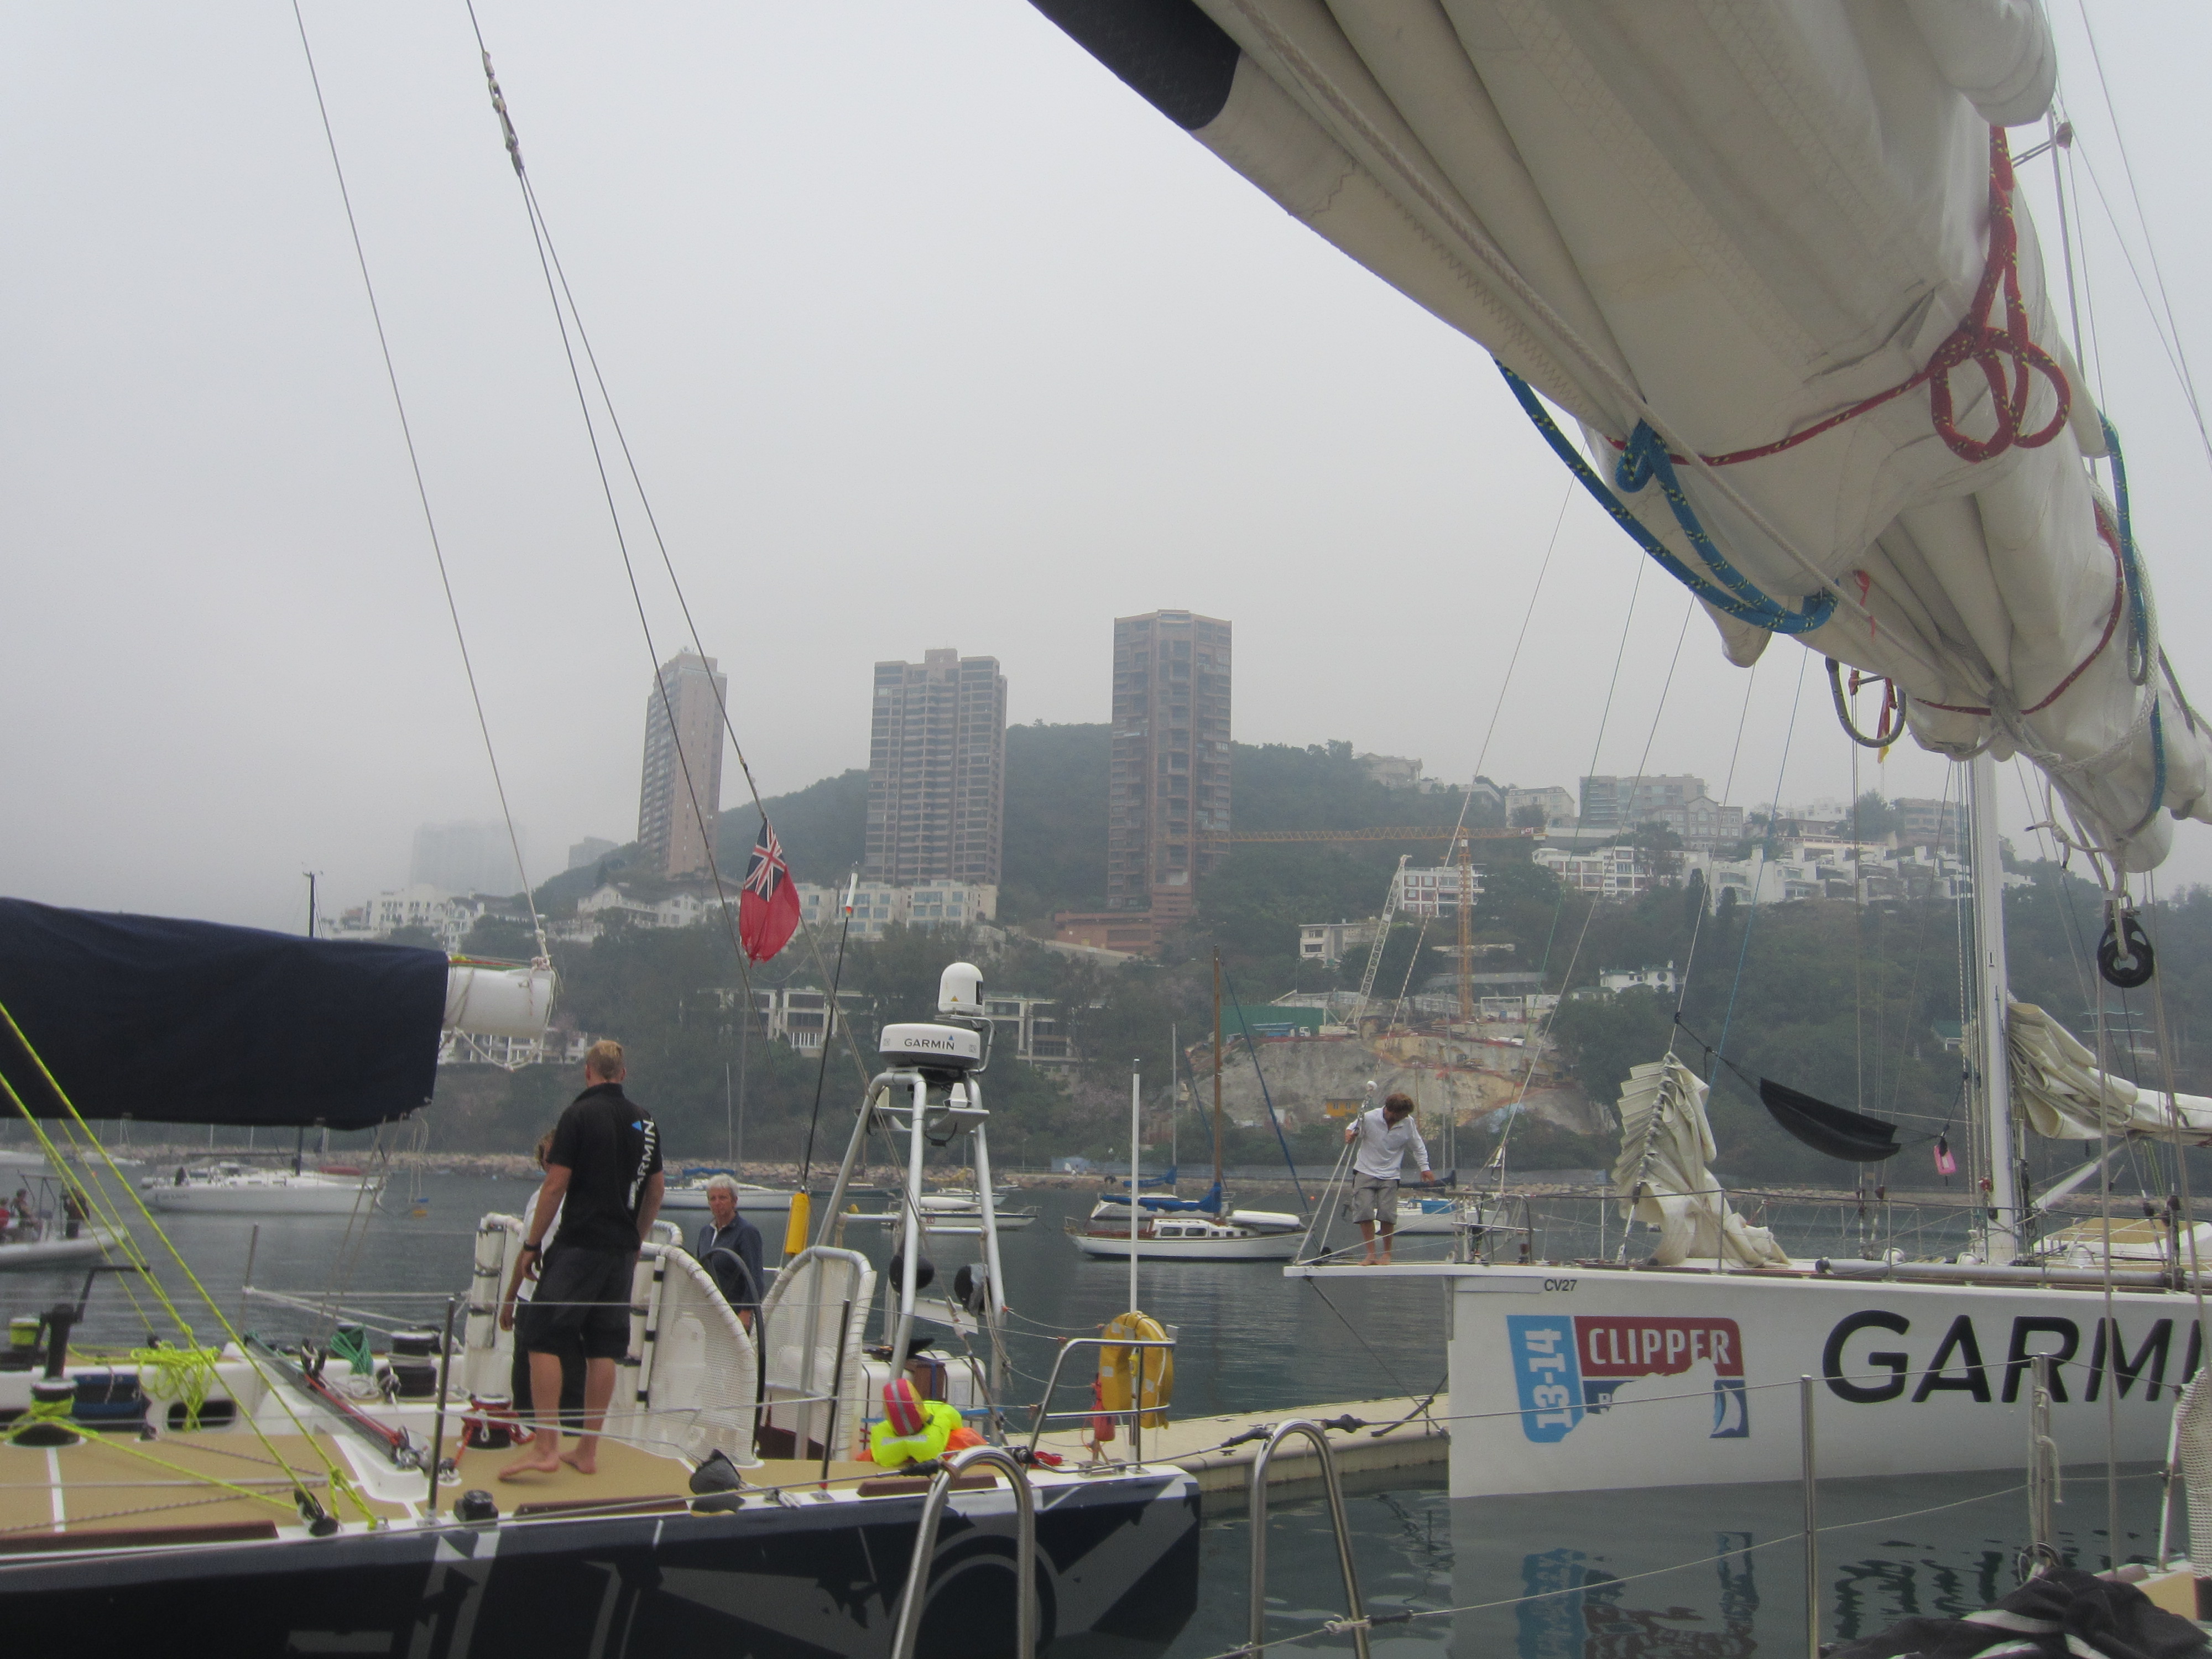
[{"left": 6, "top": 3, "right": 2210, "bottom": 932}]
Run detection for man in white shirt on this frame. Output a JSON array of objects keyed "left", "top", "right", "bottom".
[{"left": 1344, "top": 1091, "right": 1432, "bottom": 1265}]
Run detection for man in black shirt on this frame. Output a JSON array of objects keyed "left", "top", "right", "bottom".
[{"left": 502, "top": 1039, "right": 664, "bottom": 1480}]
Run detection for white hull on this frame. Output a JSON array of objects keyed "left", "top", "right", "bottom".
[
  {"left": 1073, "top": 1229, "right": 1298, "bottom": 1262},
  {"left": 144, "top": 1177, "right": 380, "bottom": 1215},
  {"left": 1314, "top": 1260, "right": 2191, "bottom": 1496},
  {"left": 0, "top": 1225, "right": 123, "bottom": 1268}
]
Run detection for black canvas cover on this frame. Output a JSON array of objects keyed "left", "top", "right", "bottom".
[
  {"left": 0, "top": 898, "right": 446, "bottom": 1130},
  {"left": 1758, "top": 1077, "right": 1901, "bottom": 1163}
]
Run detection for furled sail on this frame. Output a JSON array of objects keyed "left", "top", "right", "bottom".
[
  {"left": 1031, "top": 0, "right": 2207, "bottom": 868},
  {"left": 1613, "top": 1056, "right": 1788, "bottom": 1267},
  {"left": 2005, "top": 999, "right": 2212, "bottom": 1143},
  {"left": 0, "top": 899, "right": 555, "bottom": 1130}
]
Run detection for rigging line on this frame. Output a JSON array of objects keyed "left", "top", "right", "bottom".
[
  {"left": 2075, "top": 4, "right": 2212, "bottom": 464},
  {"left": 462, "top": 10, "right": 873, "bottom": 1088},
  {"left": 1671, "top": 658, "right": 1763, "bottom": 1034},
  {"left": 1486, "top": 553, "right": 1663, "bottom": 1177},
  {"left": 462, "top": 19, "right": 769, "bottom": 1046},
  {"left": 1385, "top": 479, "right": 1572, "bottom": 1029},
  {"left": 1715, "top": 648, "right": 1812, "bottom": 1060},
  {"left": 2069, "top": 143, "right": 2212, "bottom": 474},
  {"left": 2046, "top": 108, "right": 2088, "bottom": 389},
  {"left": 288, "top": 0, "right": 544, "bottom": 957},
  {"left": 2012, "top": 756, "right": 2094, "bottom": 1017}
]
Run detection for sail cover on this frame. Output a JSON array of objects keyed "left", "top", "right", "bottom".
[
  {"left": 1757, "top": 1078, "right": 1901, "bottom": 1162},
  {"left": 1031, "top": 0, "right": 2208, "bottom": 869},
  {"left": 0, "top": 898, "right": 447, "bottom": 1130},
  {"left": 1612, "top": 1056, "right": 1788, "bottom": 1267},
  {"left": 2006, "top": 999, "right": 2212, "bottom": 1144}
]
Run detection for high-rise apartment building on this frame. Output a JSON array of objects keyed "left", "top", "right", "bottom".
[
  {"left": 864, "top": 649, "right": 1006, "bottom": 885},
  {"left": 1106, "top": 611, "right": 1232, "bottom": 920},
  {"left": 638, "top": 651, "right": 727, "bottom": 879},
  {"left": 1578, "top": 774, "right": 1709, "bottom": 832}
]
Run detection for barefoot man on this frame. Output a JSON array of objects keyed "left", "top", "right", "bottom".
[
  {"left": 501, "top": 1039, "right": 663, "bottom": 1479},
  {"left": 1344, "top": 1091, "right": 1432, "bottom": 1266}
]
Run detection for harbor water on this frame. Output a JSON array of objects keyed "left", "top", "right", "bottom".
[{"left": 21, "top": 1172, "right": 2174, "bottom": 1655}]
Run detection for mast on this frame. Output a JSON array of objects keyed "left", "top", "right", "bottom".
[
  {"left": 1969, "top": 752, "right": 2022, "bottom": 1261},
  {"left": 1211, "top": 949, "right": 1224, "bottom": 1193}
]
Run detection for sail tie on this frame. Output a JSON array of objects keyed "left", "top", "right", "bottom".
[{"left": 1601, "top": 128, "right": 2071, "bottom": 472}]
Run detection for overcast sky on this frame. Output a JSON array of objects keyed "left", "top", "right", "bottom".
[{"left": 6, "top": 3, "right": 2209, "bottom": 931}]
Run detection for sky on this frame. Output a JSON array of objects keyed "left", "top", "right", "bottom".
[{"left": 4, "top": 3, "right": 2210, "bottom": 931}]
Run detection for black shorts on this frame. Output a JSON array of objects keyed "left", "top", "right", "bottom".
[{"left": 518, "top": 1246, "right": 635, "bottom": 1362}]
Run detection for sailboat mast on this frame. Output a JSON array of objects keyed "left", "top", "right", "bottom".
[
  {"left": 1212, "top": 950, "right": 1224, "bottom": 1191},
  {"left": 1968, "top": 752, "right": 2021, "bottom": 1261}
]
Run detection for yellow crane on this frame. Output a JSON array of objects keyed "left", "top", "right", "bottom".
[{"left": 1194, "top": 825, "right": 1532, "bottom": 1027}]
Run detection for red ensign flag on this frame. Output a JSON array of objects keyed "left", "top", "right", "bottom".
[{"left": 738, "top": 818, "right": 800, "bottom": 963}]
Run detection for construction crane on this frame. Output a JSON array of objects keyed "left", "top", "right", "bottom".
[
  {"left": 1348, "top": 854, "right": 1411, "bottom": 1032},
  {"left": 1195, "top": 824, "right": 1530, "bottom": 1032}
]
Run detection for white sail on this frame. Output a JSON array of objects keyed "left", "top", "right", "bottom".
[
  {"left": 1036, "top": 0, "right": 2206, "bottom": 868},
  {"left": 1611, "top": 1056, "right": 1787, "bottom": 1267},
  {"left": 2007, "top": 999, "right": 2212, "bottom": 1142}
]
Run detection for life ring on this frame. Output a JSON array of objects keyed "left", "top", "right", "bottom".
[{"left": 1096, "top": 1311, "right": 1172, "bottom": 1431}]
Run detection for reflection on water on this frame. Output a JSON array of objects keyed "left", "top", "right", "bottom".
[{"left": 1165, "top": 1469, "right": 2163, "bottom": 1657}]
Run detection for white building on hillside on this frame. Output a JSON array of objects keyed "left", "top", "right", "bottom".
[
  {"left": 1392, "top": 865, "right": 1483, "bottom": 917},
  {"left": 793, "top": 880, "right": 997, "bottom": 941},
  {"left": 1299, "top": 919, "right": 1381, "bottom": 966},
  {"left": 1599, "top": 962, "right": 1680, "bottom": 996}
]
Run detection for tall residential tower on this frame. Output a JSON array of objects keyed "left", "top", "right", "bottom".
[
  {"left": 1107, "top": 611, "right": 1231, "bottom": 925},
  {"left": 864, "top": 649, "right": 1006, "bottom": 885},
  {"left": 638, "top": 650, "right": 727, "bottom": 879}
]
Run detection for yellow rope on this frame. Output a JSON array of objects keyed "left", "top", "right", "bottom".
[
  {"left": 131, "top": 1346, "right": 222, "bottom": 1430},
  {"left": 0, "top": 1000, "right": 379, "bottom": 1524}
]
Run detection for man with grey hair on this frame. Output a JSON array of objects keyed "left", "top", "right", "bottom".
[{"left": 691, "top": 1173, "right": 765, "bottom": 1332}]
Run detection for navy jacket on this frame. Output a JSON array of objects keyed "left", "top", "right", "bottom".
[{"left": 691, "top": 1214, "right": 765, "bottom": 1322}]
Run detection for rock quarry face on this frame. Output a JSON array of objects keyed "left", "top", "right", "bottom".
[{"left": 1188, "top": 1031, "right": 1610, "bottom": 1139}]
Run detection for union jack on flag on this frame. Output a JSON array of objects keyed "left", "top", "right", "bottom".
[{"left": 738, "top": 818, "right": 800, "bottom": 963}]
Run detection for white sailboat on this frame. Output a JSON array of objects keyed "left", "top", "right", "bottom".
[
  {"left": 1027, "top": 2, "right": 2212, "bottom": 1494},
  {"left": 1069, "top": 948, "right": 1313, "bottom": 1261},
  {"left": 140, "top": 1161, "right": 383, "bottom": 1217}
]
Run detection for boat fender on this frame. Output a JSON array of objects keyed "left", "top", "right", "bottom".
[
  {"left": 953, "top": 1262, "right": 991, "bottom": 1314},
  {"left": 886, "top": 1251, "right": 935, "bottom": 1293},
  {"left": 1097, "top": 1311, "right": 1173, "bottom": 1431}
]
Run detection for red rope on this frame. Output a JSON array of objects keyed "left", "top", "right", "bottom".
[
  {"left": 1616, "top": 129, "right": 2070, "bottom": 470},
  {"left": 1919, "top": 500, "right": 2127, "bottom": 718}
]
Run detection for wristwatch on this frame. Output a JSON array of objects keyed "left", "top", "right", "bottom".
[{"left": 520, "top": 1241, "right": 542, "bottom": 1256}]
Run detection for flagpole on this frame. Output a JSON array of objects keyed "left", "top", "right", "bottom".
[{"left": 799, "top": 869, "right": 859, "bottom": 1194}]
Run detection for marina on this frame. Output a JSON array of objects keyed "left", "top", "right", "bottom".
[{"left": 8, "top": 0, "right": 2212, "bottom": 1654}]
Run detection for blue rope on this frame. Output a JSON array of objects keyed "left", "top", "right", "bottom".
[{"left": 1500, "top": 365, "right": 1836, "bottom": 635}]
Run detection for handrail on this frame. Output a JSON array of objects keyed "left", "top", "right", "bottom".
[
  {"left": 1024, "top": 1334, "right": 1177, "bottom": 1467},
  {"left": 888, "top": 1444, "right": 1037, "bottom": 1659},
  {"left": 1246, "top": 1420, "right": 1369, "bottom": 1659}
]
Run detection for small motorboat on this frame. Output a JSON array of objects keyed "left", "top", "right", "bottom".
[{"left": 0, "top": 1150, "right": 121, "bottom": 1270}]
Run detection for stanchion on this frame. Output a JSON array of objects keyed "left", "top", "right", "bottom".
[{"left": 1801, "top": 1375, "right": 1819, "bottom": 1655}]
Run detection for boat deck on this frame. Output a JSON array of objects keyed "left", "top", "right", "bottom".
[
  {"left": 0, "top": 1432, "right": 408, "bottom": 1550},
  {"left": 451, "top": 1438, "right": 875, "bottom": 1515}
]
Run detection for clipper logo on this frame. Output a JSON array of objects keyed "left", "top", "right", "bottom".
[{"left": 1509, "top": 1314, "right": 1749, "bottom": 1444}]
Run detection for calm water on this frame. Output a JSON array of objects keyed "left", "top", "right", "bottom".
[{"left": 17, "top": 1171, "right": 2172, "bottom": 1656}]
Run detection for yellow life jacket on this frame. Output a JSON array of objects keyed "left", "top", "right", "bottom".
[
  {"left": 868, "top": 1396, "right": 963, "bottom": 1468},
  {"left": 1097, "top": 1311, "right": 1172, "bottom": 1430}
]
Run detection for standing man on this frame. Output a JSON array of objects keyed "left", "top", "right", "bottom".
[
  {"left": 690, "top": 1173, "right": 765, "bottom": 1333},
  {"left": 501, "top": 1039, "right": 664, "bottom": 1480},
  {"left": 1344, "top": 1091, "right": 1432, "bottom": 1266}
]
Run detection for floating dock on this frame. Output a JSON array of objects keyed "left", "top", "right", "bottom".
[{"left": 1035, "top": 1394, "right": 1447, "bottom": 1493}]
